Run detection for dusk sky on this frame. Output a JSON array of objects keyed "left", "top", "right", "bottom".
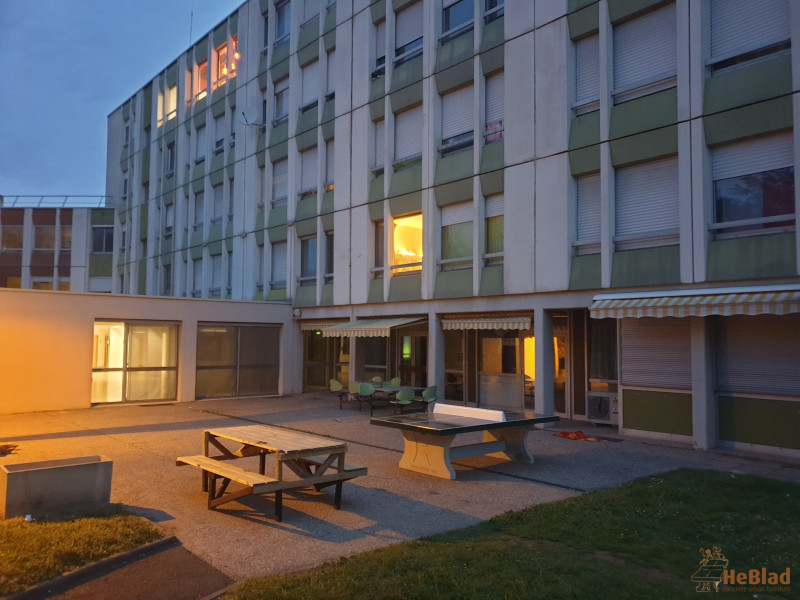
[{"left": 0, "top": 0, "right": 243, "bottom": 199}]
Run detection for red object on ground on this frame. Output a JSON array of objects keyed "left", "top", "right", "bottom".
[{"left": 553, "top": 431, "right": 598, "bottom": 442}]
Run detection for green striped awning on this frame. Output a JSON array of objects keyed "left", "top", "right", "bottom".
[
  {"left": 321, "top": 317, "right": 425, "bottom": 337},
  {"left": 589, "top": 286, "right": 800, "bottom": 319}
]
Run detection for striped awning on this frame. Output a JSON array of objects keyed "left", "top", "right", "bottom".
[
  {"left": 299, "top": 320, "right": 347, "bottom": 332},
  {"left": 321, "top": 317, "right": 425, "bottom": 337},
  {"left": 589, "top": 285, "right": 800, "bottom": 319},
  {"left": 441, "top": 316, "right": 532, "bottom": 330}
]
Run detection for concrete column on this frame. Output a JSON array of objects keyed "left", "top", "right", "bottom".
[
  {"left": 428, "top": 310, "right": 444, "bottom": 397},
  {"left": 534, "top": 308, "right": 555, "bottom": 416},
  {"left": 690, "top": 317, "right": 716, "bottom": 450}
]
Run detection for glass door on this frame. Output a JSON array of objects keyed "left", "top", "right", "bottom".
[{"left": 397, "top": 332, "right": 427, "bottom": 387}]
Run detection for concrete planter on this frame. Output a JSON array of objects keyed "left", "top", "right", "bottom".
[{"left": 0, "top": 455, "right": 112, "bottom": 519}]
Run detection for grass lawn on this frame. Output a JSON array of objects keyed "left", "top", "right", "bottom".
[
  {"left": 224, "top": 469, "right": 800, "bottom": 600},
  {"left": 0, "top": 505, "right": 162, "bottom": 596}
]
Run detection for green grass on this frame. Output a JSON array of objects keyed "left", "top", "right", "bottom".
[
  {"left": 224, "top": 469, "right": 800, "bottom": 600},
  {"left": 0, "top": 505, "right": 162, "bottom": 596}
]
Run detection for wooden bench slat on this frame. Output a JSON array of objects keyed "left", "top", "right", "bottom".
[{"left": 177, "top": 455, "right": 277, "bottom": 487}]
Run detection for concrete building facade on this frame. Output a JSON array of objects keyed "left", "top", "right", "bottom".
[{"left": 98, "top": 0, "right": 800, "bottom": 459}]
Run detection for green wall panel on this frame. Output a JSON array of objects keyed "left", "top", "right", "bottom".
[
  {"left": 321, "top": 191, "right": 334, "bottom": 214},
  {"left": 434, "top": 147, "right": 474, "bottom": 186},
  {"left": 370, "top": 77, "right": 385, "bottom": 103},
  {"left": 480, "top": 170, "right": 504, "bottom": 196},
  {"left": 298, "top": 18, "right": 320, "bottom": 62},
  {"left": 294, "top": 285, "right": 317, "bottom": 307},
  {"left": 321, "top": 212, "right": 334, "bottom": 231},
  {"left": 610, "top": 88, "right": 677, "bottom": 140},
  {"left": 295, "top": 126, "right": 318, "bottom": 151},
  {"left": 569, "top": 0, "right": 598, "bottom": 10},
  {"left": 295, "top": 217, "right": 317, "bottom": 237},
  {"left": 622, "top": 389, "right": 692, "bottom": 435},
  {"left": 368, "top": 278, "right": 384, "bottom": 303},
  {"left": 141, "top": 149, "right": 151, "bottom": 184},
  {"left": 368, "top": 199, "right": 385, "bottom": 221},
  {"left": 320, "top": 283, "right": 334, "bottom": 306},
  {"left": 370, "top": 97, "right": 385, "bottom": 121},
  {"left": 568, "top": 3, "right": 600, "bottom": 40},
  {"left": 389, "top": 161, "right": 422, "bottom": 197},
  {"left": 569, "top": 145, "right": 601, "bottom": 176},
  {"left": 268, "top": 205, "right": 288, "bottom": 228},
  {"left": 267, "top": 288, "right": 287, "bottom": 301},
  {"left": 434, "top": 268, "right": 473, "bottom": 299},
  {"left": 479, "top": 265, "right": 504, "bottom": 296},
  {"left": 608, "top": 0, "right": 669, "bottom": 24},
  {"left": 569, "top": 254, "right": 601, "bottom": 290},
  {"left": 269, "top": 140, "right": 289, "bottom": 162},
  {"left": 139, "top": 204, "right": 148, "bottom": 239},
  {"left": 434, "top": 178, "right": 473, "bottom": 207},
  {"left": 435, "top": 33, "right": 474, "bottom": 76},
  {"left": 480, "top": 141, "right": 504, "bottom": 174},
  {"left": 703, "top": 96, "right": 792, "bottom": 147},
  {"left": 480, "top": 45, "right": 504, "bottom": 76},
  {"left": 296, "top": 107, "right": 318, "bottom": 136},
  {"left": 390, "top": 83, "right": 423, "bottom": 114},
  {"left": 370, "top": 0, "right": 386, "bottom": 23},
  {"left": 91, "top": 209, "right": 115, "bottom": 225},
  {"left": 296, "top": 195, "right": 318, "bottom": 221},
  {"left": 323, "top": 5, "right": 336, "bottom": 33},
  {"left": 718, "top": 396, "right": 800, "bottom": 450},
  {"left": 321, "top": 98, "right": 335, "bottom": 125},
  {"left": 271, "top": 58, "right": 290, "bottom": 82},
  {"left": 88, "top": 254, "right": 113, "bottom": 277},
  {"left": 268, "top": 224, "right": 288, "bottom": 242},
  {"left": 389, "top": 273, "right": 421, "bottom": 302},
  {"left": 389, "top": 191, "right": 422, "bottom": 216},
  {"left": 706, "top": 233, "right": 797, "bottom": 282},
  {"left": 323, "top": 29, "right": 336, "bottom": 52},
  {"left": 609, "top": 126, "right": 677, "bottom": 167},
  {"left": 369, "top": 175, "right": 385, "bottom": 202},
  {"left": 569, "top": 111, "right": 600, "bottom": 151},
  {"left": 704, "top": 54, "right": 791, "bottom": 116},
  {"left": 142, "top": 85, "right": 152, "bottom": 125},
  {"left": 389, "top": 56, "right": 423, "bottom": 95},
  {"left": 269, "top": 121, "right": 289, "bottom": 147},
  {"left": 271, "top": 42, "right": 290, "bottom": 69},
  {"left": 611, "top": 246, "right": 680, "bottom": 288},
  {"left": 479, "top": 15, "right": 504, "bottom": 53}
]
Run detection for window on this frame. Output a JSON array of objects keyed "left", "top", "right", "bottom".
[
  {"left": 34, "top": 226, "right": 56, "bottom": 250},
  {"left": 229, "top": 179, "right": 235, "bottom": 220},
  {"left": 325, "top": 139, "right": 335, "bottom": 189},
  {"left": 373, "top": 20, "right": 386, "bottom": 78},
  {"left": 274, "top": 78, "right": 289, "bottom": 124},
  {"left": 484, "top": 194, "right": 504, "bottom": 265},
  {"left": 275, "top": 0, "right": 290, "bottom": 49},
  {"left": 575, "top": 174, "right": 601, "bottom": 255},
  {"left": 215, "top": 43, "right": 228, "bottom": 89},
  {"left": 613, "top": 3, "right": 676, "bottom": 103},
  {"left": 374, "top": 220, "right": 385, "bottom": 277},
  {"left": 272, "top": 159, "right": 288, "bottom": 205},
  {"left": 196, "top": 60, "right": 208, "bottom": 101},
  {"left": 263, "top": 15, "right": 270, "bottom": 52},
  {"left": 615, "top": 156, "right": 679, "bottom": 250},
  {"left": 124, "top": 125, "right": 129, "bottom": 146},
  {"left": 271, "top": 240, "right": 287, "bottom": 288},
  {"left": 300, "top": 147, "right": 318, "bottom": 195},
  {"left": 395, "top": 2, "right": 423, "bottom": 67},
  {"left": 196, "top": 125, "right": 206, "bottom": 160},
  {"left": 442, "top": 0, "right": 473, "bottom": 43},
  {"left": 192, "top": 258, "right": 203, "bottom": 296},
  {"left": 301, "top": 60, "right": 319, "bottom": 108},
  {"left": 484, "top": 0, "right": 503, "bottom": 24},
  {"left": 210, "top": 254, "right": 222, "bottom": 294},
  {"left": 394, "top": 105, "right": 423, "bottom": 163},
  {"left": 709, "top": 0, "right": 790, "bottom": 70},
  {"left": 326, "top": 50, "right": 336, "bottom": 96},
  {"left": 712, "top": 133, "right": 795, "bottom": 238},
  {"left": 165, "top": 142, "right": 175, "bottom": 176},
  {"left": 165, "top": 204, "right": 174, "bottom": 238},
  {"left": 392, "top": 213, "right": 423, "bottom": 273},
  {"left": 302, "top": 0, "right": 319, "bottom": 24},
  {"left": 441, "top": 85, "right": 474, "bottom": 155},
  {"left": 194, "top": 191, "right": 205, "bottom": 230},
  {"left": 214, "top": 115, "right": 225, "bottom": 154},
  {"left": 162, "top": 263, "right": 172, "bottom": 296},
  {"left": 440, "top": 202, "right": 472, "bottom": 270},
  {"left": 212, "top": 184, "right": 224, "bottom": 221},
  {"left": 484, "top": 71, "right": 504, "bottom": 142},
  {"left": 122, "top": 177, "right": 129, "bottom": 199},
  {"left": 1, "top": 219, "right": 23, "bottom": 250},
  {"left": 324, "top": 231, "right": 334, "bottom": 283},
  {"left": 299, "top": 235, "right": 317, "bottom": 284},
  {"left": 167, "top": 85, "right": 177, "bottom": 121},
  {"left": 60, "top": 226, "right": 72, "bottom": 250},
  {"left": 373, "top": 119, "right": 385, "bottom": 173},
  {"left": 92, "top": 226, "right": 114, "bottom": 253},
  {"left": 157, "top": 90, "right": 164, "bottom": 126},
  {"left": 185, "top": 69, "right": 193, "bottom": 107},
  {"left": 575, "top": 34, "right": 599, "bottom": 114}
]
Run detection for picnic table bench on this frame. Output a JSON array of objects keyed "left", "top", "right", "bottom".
[
  {"left": 370, "top": 404, "right": 559, "bottom": 480},
  {"left": 177, "top": 424, "right": 366, "bottom": 521}
]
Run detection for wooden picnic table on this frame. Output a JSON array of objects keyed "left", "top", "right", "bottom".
[{"left": 177, "top": 424, "right": 366, "bottom": 521}]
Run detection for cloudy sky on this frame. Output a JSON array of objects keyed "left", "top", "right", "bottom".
[{"left": 0, "top": 0, "right": 243, "bottom": 198}]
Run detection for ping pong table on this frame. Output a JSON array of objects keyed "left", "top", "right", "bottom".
[{"left": 370, "top": 404, "right": 559, "bottom": 479}]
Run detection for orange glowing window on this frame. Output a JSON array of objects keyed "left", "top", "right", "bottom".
[{"left": 392, "top": 213, "right": 423, "bottom": 273}]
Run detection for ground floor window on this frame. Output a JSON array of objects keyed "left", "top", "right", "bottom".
[
  {"left": 302, "top": 331, "right": 349, "bottom": 390},
  {"left": 196, "top": 324, "right": 280, "bottom": 398},
  {"left": 91, "top": 321, "right": 179, "bottom": 403}
]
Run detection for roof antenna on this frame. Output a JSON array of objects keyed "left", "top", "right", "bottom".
[{"left": 189, "top": 5, "right": 194, "bottom": 45}]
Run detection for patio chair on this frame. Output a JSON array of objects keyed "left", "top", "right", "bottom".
[
  {"left": 414, "top": 386, "right": 438, "bottom": 412},
  {"left": 330, "top": 379, "right": 346, "bottom": 409},
  {"left": 346, "top": 381, "right": 361, "bottom": 407},
  {"left": 357, "top": 382, "right": 376, "bottom": 413},
  {"left": 389, "top": 377, "right": 401, "bottom": 387},
  {"left": 371, "top": 376, "right": 383, "bottom": 385},
  {"left": 390, "top": 388, "right": 416, "bottom": 414}
]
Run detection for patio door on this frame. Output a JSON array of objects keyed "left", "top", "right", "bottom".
[{"left": 397, "top": 332, "right": 427, "bottom": 387}]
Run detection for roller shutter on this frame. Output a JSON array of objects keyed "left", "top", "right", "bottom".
[
  {"left": 485, "top": 71, "right": 504, "bottom": 125},
  {"left": 710, "top": 0, "right": 790, "bottom": 62},
  {"left": 577, "top": 172, "right": 600, "bottom": 244},
  {"left": 615, "top": 156, "right": 678, "bottom": 239},
  {"left": 712, "top": 133, "right": 793, "bottom": 180},
  {"left": 575, "top": 34, "right": 599, "bottom": 104},
  {"left": 442, "top": 84, "right": 473, "bottom": 140},
  {"left": 394, "top": 105, "right": 422, "bottom": 161},
  {"left": 301, "top": 148, "right": 318, "bottom": 192},
  {"left": 613, "top": 3, "right": 676, "bottom": 92},
  {"left": 620, "top": 317, "right": 691, "bottom": 389}
]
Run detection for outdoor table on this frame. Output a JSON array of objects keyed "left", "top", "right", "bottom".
[{"left": 370, "top": 404, "right": 559, "bottom": 480}]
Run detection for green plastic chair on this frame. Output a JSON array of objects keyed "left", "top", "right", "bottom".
[
  {"left": 345, "top": 381, "right": 361, "bottom": 407},
  {"left": 330, "top": 379, "right": 346, "bottom": 409},
  {"left": 371, "top": 376, "right": 383, "bottom": 385},
  {"left": 389, "top": 377, "right": 401, "bottom": 387},
  {"left": 390, "top": 388, "right": 416, "bottom": 414},
  {"left": 415, "top": 386, "right": 438, "bottom": 412},
  {"left": 357, "top": 382, "right": 376, "bottom": 413}
]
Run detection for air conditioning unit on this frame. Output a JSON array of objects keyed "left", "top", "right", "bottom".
[{"left": 587, "top": 393, "right": 619, "bottom": 425}]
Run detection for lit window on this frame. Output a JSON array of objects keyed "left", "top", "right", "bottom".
[
  {"left": 34, "top": 226, "right": 56, "bottom": 250},
  {"left": 157, "top": 90, "right": 164, "bottom": 126},
  {"left": 484, "top": 196, "right": 504, "bottom": 265},
  {"left": 215, "top": 43, "right": 228, "bottom": 88},
  {"left": 92, "top": 226, "right": 114, "bottom": 253},
  {"left": 1, "top": 224, "right": 22, "bottom": 250},
  {"left": 442, "top": 0, "right": 473, "bottom": 43},
  {"left": 167, "top": 85, "right": 177, "bottom": 120},
  {"left": 373, "top": 220, "right": 385, "bottom": 277},
  {"left": 196, "top": 60, "right": 208, "bottom": 101},
  {"left": 392, "top": 213, "right": 423, "bottom": 273},
  {"left": 712, "top": 133, "right": 795, "bottom": 238},
  {"left": 440, "top": 202, "right": 472, "bottom": 270},
  {"left": 300, "top": 235, "right": 317, "bottom": 284}
]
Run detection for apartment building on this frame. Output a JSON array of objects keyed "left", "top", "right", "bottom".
[
  {"left": 105, "top": 0, "right": 800, "bottom": 459},
  {"left": 0, "top": 196, "right": 115, "bottom": 293}
]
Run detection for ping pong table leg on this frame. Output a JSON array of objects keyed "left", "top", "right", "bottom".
[
  {"left": 483, "top": 425, "right": 534, "bottom": 464},
  {"left": 398, "top": 431, "right": 457, "bottom": 480}
]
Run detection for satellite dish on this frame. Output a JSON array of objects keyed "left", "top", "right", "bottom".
[{"left": 238, "top": 106, "right": 260, "bottom": 126}]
